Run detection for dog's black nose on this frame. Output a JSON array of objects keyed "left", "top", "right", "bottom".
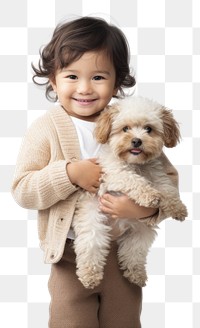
[{"left": 132, "top": 138, "right": 142, "bottom": 148}]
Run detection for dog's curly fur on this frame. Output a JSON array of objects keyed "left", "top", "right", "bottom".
[{"left": 72, "top": 96, "right": 188, "bottom": 289}]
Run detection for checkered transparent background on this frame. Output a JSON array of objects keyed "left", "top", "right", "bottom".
[{"left": 0, "top": 0, "right": 199, "bottom": 327}]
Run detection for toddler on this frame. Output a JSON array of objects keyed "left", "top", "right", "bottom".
[{"left": 12, "top": 16, "right": 178, "bottom": 328}]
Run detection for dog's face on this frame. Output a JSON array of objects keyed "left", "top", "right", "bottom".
[{"left": 94, "top": 96, "right": 181, "bottom": 164}]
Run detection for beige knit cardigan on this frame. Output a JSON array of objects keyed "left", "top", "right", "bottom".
[{"left": 11, "top": 105, "right": 179, "bottom": 264}]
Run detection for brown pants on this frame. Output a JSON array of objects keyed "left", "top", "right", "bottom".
[{"left": 48, "top": 239, "right": 142, "bottom": 328}]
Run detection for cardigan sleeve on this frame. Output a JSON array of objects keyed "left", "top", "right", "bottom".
[{"left": 11, "top": 114, "right": 79, "bottom": 210}]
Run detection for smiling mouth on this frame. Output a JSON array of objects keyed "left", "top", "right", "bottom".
[
  {"left": 130, "top": 149, "right": 142, "bottom": 155},
  {"left": 73, "top": 98, "right": 97, "bottom": 104}
]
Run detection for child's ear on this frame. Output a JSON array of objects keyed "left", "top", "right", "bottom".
[
  {"left": 94, "top": 104, "right": 119, "bottom": 144},
  {"left": 113, "top": 87, "right": 118, "bottom": 97},
  {"left": 161, "top": 107, "right": 181, "bottom": 148},
  {"left": 50, "top": 79, "right": 57, "bottom": 92}
]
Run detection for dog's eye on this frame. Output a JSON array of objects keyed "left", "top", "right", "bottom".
[
  {"left": 123, "top": 126, "right": 130, "bottom": 132},
  {"left": 144, "top": 126, "right": 152, "bottom": 133}
]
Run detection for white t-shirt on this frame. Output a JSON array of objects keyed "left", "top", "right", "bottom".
[
  {"left": 71, "top": 116, "right": 102, "bottom": 159},
  {"left": 68, "top": 116, "right": 102, "bottom": 239}
]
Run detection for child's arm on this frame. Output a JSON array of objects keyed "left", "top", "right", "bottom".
[
  {"left": 66, "top": 158, "right": 102, "bottom": 193},
  {"left": 11, "top": 114, "right": 81, "bottom": 210},
  {"left": 99, "top": 152, "right": 178, "bottom": 221},
  {"left": 11, "top": 115, "right": 100, "bottom": 210},
  {"left": 99, "top": 193, "right": 157, "bottom": 220},
  {"left": 12, "top": 145, "right": 77, "bottom": 211}
]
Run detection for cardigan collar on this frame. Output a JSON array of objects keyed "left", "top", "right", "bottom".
[{"left": 49, "top": 105, "right": 81, "bottom": 161}]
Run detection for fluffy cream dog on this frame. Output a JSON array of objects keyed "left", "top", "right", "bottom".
[{"left": 72, "top": 96, "right": 188, "bottom": 289}]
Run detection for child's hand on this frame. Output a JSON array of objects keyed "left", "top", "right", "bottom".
[
  {"left": 99, "top": 193, "right": 158, "bottom": 220},
  {"left": 67, "top": 158, "right": 102, "bottom": 193}
]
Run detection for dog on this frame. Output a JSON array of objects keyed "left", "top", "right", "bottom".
[{"left": 72, "top": 96, "right": 188, "bottom": 289}]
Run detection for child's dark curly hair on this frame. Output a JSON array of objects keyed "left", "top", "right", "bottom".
[{"left": 32, "top": 16, "right": 136, "bottom": 101}]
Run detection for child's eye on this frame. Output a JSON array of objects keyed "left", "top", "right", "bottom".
[
  {"left": 144, "top": 126, "right": 152, "bottom": 133},
  {"left": 93, "top": 76, "right": 105, "bottom": 81},
  {"left": 66, "top": 75, "right": 78, "bottom": 80}
]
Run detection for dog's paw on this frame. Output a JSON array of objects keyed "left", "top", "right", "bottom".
[
  {"left": 174, "top": 214, "right": 186, "bottom": 222},
  {"left": 79, "top": 277, "right": 102, "bottom": 289},
  {"left": 123, "top": 267, "right": 147, "bottom": 288},
  {"left": 172, "top": 203, "right": 188, "bottom": 222},
  {"left": 77, "top": 267, "right": 103, "bottom": 289}
]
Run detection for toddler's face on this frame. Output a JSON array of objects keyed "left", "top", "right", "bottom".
[{"left": 51, "top": 51, "right": 117, "bottom": 121}]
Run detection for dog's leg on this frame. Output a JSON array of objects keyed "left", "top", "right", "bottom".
[
  {"left": 100, "top": 172, "right": 161, "bottom": 208},
  {"left": 72, "top": 194, "right": 112, "bottom": 289},
  {"left": 160, "top": 194, "right": 187, "bottom": 221},
  {"left": 117, "top": 223, "right": 157, "bottom": 287},
  {"left": 146, "top": 165, "right": 187, "bottom": 222},
  {"left": 126, "top": 175, "right": 161, "bottom": 208}
]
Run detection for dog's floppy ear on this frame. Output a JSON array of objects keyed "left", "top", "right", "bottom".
[
  {"left": 161, "top": 107, "right": 181, "bottom": 148},
  {"left": 94, "top": 104, "right": 119, "bottom": 144}
]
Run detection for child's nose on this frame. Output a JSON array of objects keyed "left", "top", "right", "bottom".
[{"left": 77, "top": 79, "right": 92, "bottom": 94}]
